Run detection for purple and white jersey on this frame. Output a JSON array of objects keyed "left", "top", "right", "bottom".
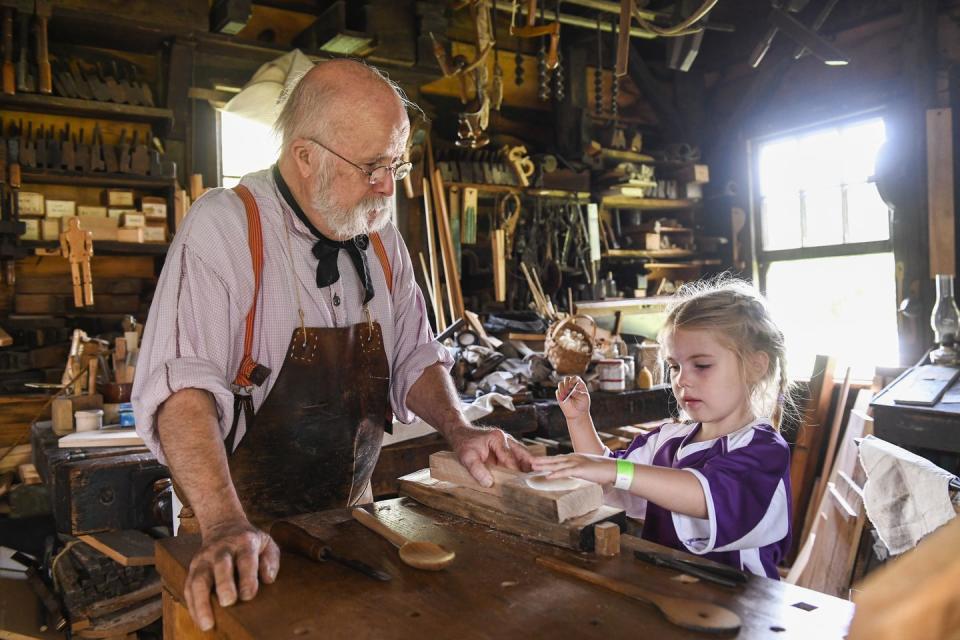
[{"left": 606, "top": 419, "right": 792, "bottom": 579}]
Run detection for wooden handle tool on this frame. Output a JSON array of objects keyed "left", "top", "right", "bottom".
[
  {"left": 536, "top": 556, "right": 742, "bottom": 633},
  {"left": 34, "top": 0, "right": 50, "bottom": 94},
  {"left": 352, "top": 507, "right": 455, "bottom": 571},
  {"left": 2, "top": 7, "right": 14, "bottom": 95},
  {"left": 270, "top": 521, "right": 391, "bottom": 582}
]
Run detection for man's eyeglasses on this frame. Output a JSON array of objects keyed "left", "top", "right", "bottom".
[{"left": 306, "top": 137, "right": 412, "bottom": 185}]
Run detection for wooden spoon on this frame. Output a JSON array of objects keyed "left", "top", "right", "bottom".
[
  {"left": 352, "top": 508, "right": 455, "bottom": 571},
  {"left": 537, "top": 556, "right": 742, "bottom": 633}
]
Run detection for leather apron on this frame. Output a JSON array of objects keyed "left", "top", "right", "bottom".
[{"left": 221, "top": 184, "right": 394, "bottom": 526}]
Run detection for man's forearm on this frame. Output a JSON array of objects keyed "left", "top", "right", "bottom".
[
  {"left": 405, "top": 362, "right": 474, "bottom": 445},
  {"left": 156, "top": 388, "right": 246, "bottom": 535}
]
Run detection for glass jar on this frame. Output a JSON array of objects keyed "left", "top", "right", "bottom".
[{"left": 597, "top": 359, "right": 626, "bottom": 392}]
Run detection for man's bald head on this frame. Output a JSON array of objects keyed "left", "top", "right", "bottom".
[{"left": 274, "top": 59, "right": 417, "bottom": 151}]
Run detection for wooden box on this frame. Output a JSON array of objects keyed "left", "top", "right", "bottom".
[{"left": 32, "top": 422, "right": 170, "bottom": 535}]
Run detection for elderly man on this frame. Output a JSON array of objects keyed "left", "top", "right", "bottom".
[{"left": 132, "top": 59, "right": 532, "bottom": 631}]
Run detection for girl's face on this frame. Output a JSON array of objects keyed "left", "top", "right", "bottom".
[{"left": 663, "top": 328, "right": 762, "bottom": 434}]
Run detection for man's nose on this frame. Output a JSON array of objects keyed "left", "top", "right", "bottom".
[{"left": 372, "top": 171, "right": 396, "bottom": 197}]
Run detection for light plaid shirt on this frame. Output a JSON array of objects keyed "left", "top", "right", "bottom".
[{"left": 133, "top": 169, "right": 451, "bottom": 464}]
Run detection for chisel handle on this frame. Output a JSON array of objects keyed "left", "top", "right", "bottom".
[
  {"left": 35, "top": 14, "right": 50, "bottom": 94},
  {"left": 270, "top": 521, "right": 327, "bottom": 562},
  {"left": 2, "top": 8, "right": 13, "bottom": 95}
]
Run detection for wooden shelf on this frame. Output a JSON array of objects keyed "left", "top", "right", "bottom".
[
  {"left": 0, "top": 93, "right": 174, "bottom": 128},
  {"left": 575, "top": 296, "right": 672, "bottom": 316},
  {"left": 22, "top": 170, "right": 176, "bottom": 189},
  {"left": 597, "top": 148, "right": 655, "bottom": 163},
  {"left": 600, "top": 196, "right": 696, "bottom": 209},
  {"left": 23, "top": 240, "right": 169, "bottom": 255},
  {"left": 645, "top": 260, "right": 722, "bottom": 269},
  {"left": 444, "top": 181, "right": 591, "bottom": 200},
  {"left": 602, "top": 249, "right": 694, "bottom": 259}
]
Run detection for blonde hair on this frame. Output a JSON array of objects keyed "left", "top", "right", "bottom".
[{"left": 658, "top": 275, "right": 793, "bottom": 429}]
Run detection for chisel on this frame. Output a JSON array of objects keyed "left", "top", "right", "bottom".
[{"left": 270, "top": 521, "right": 391, "bottom": 582}]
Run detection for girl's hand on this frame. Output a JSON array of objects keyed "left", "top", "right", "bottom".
[
  {"left": 556, "top": 376, "right": 590, "bottom": 420},
  {"left": 530, "top": 454, "right": 616, "bottom": 486}
]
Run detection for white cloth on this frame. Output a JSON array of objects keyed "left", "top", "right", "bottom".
[
  {"left": 381, "top": 393, "right": 516, "bottom": 447},
  {"left": 858, "top": 435, "right": 958, "bottom": 555},
  {"left": 222, "top": 49, "right": 316, "bottom": 126}
]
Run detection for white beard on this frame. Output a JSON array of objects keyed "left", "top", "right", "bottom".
[{"left": 311, "top": 169, "right": 391, "bottom": 239}]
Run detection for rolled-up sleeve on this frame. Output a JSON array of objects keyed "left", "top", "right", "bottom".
[
  {"left": 133, "top": 242, "right": 244, "bottom": 465},
  {"left": 384, "top": 228, "right": 453, "bottom": 423}
]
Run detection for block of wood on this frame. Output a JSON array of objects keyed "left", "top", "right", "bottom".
[
  {"left": 78, "top": 530, "right": 156, "bottom": 566},
  {"left": 399, "top": 469, "right": 624, "bottom": 551},
  {"left": 428, "top": 450, "right": 603, "bottom": 522},
  {"left": 59, "top": 427, "right": 143, "bottom": 448}
]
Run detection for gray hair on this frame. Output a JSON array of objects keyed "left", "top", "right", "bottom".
[{"left": 273, "top": 58, "right": 423, "bottom": 150}]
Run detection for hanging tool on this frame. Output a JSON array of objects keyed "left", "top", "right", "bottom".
[
  {"left": 270, "top": 521, "right": 391, "bottom": 582},
  {"left": 14, "top": 1, "right": 31, "bottom": 93},
  {"left": 90, "top": 123, "right": 105, "bottom": 172},
  {"left": 60, "top": 122, "right": 74, "bottom": 171},
  {"left": 97, "top": 62, "right": 124, "bottom": 103},
  {"left": 128, "top": 63, "right": 153, "bottom": 106},
  {"left": 610, "top": 18, "right": 619, "bottom": 118},
  {"left": 510, "top": 0, "right": 560, "bottom": 70},
  {"left": 34, "top": 0, "right": 51, "bottom": 94},
  {"left": 614, "top": 0, "right": 632, "bottom": 77},
  {"left": 117, "top": 128, "right": 131, "bottom": 173},
  {"left": 55, "top": 59, "right": 82, "bottom": 98},
  {"left": 19, "top": 120, "right": 33, "bottom": 168},
  {"left": 75, "top": 128, "right": 88, "bottom": 173},
  {"left": 594, "top": 13, "right": 603, "bottom": 116},
  {"left": 1, "top": 2, "right": 14, "bottom": 95},
  {"left": 114, "top": 60, "right": 140, "bottom": 105}
]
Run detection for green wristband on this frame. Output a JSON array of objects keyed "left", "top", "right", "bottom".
[{"left": 614, "top": 459, "right": 634, "bottom": 490}]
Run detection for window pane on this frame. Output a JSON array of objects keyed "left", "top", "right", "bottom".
[
  {"left": 846, "top": 183, "right": 890, "bottom": 243},
  {"left": 220, "top": 111, "right": 279, "bottom": 181},
  {"left": 802, "top": 186, "right": 843, "bottom": 247},
  {"left": 765, "top": 253, "right": 899, "bottom": 380},
  {"left": 223, "top": 176, "right": 241, "bottom": 188},
  {"left": 758, "top": 138, "right": 799, "bottom": 197},
  {"left": 841, "top": 118, "right": 886, "bottom": 184},
  {"left": 796, "top": 129, "right": 842, "bottom": 190},
  {"left": 762, "top": 195, "right": 802, "bottom": 250}
]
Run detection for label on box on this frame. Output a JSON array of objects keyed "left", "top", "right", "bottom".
[
  {"left": 21, "top": 218, "right": 39, "bottom": 240},
  {"left": 141, "top": 202, "right": 167, "bottom": 219},
  {"left": 108, "top": 208, "right": 138, "bottom": 219},
  {"left": 18, "top": 192, "right": 44, "bottom": 217},
  {"left": 106, "top": 189, "right": 135, "bottom": 207},
  {"left": 78, "top": 205, "right": 108, "bottom": 217},
  {"left": 46, "top": 200, "right": 76, "bottom": 218},
  {"left": 41, "top": 219, "right": 61, "bottom": 240},
  {"left": 121, "top": 213, "right": 145, "bottom": 228},
  {"left": 142, "top": 225, "right": 167, "bottom": 242}
]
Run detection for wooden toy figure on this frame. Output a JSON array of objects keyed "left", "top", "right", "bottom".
[{"left": 59, "top": 217, "right": 94, "bottom": 307}]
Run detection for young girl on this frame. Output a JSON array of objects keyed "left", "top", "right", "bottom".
[{"left": 532, "top": 278, "right": 792, "bottom": 579}]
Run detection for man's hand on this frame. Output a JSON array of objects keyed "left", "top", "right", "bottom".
[
  {"left": 450, "top": 426, "right": 534, "bottom": 487},
  {"left": 184, "top": 518, "right": 280, "bottom": 631}
]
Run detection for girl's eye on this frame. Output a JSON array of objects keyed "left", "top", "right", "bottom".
[
  {"left": 668, "top": 365, "right": 680, "bottom": 373},
  {"left": 695, "top": 364, "right": 712, "bottom": 370}
]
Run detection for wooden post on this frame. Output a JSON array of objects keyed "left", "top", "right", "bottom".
[{"left": 927, "top": 108, "right": 955, "bottom": 276}]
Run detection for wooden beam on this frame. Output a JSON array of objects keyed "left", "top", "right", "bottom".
[{"left": 927, "top": 108, "right": 956, "bottom": 276}]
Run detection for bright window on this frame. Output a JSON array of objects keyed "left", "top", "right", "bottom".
[
  {"left": 220, "top": 111, "right": 279, "bottom": 187},
  {"left": 754, "top": 116, "right": 898, "bottom": 380}
]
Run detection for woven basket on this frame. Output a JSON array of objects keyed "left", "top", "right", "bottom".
[{"left": 545, "top": 315, "right": 596, "bottom": 375}]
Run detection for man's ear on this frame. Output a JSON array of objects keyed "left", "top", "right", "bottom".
[
  {"left": 747, "top": 350, "right": 770, "bottom": 384},
  {"left": 288, "top": 139, "right": 315, "bottom": 179}
]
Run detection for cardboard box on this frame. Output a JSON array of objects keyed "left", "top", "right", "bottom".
[
  {"left": 140, "top": 196, "right": 167, "bottom": 219},
  {"left": 18, "top": 192, "right": 44, "bottom": 217},
  {"left": 117, "top": 227, "right": 143, "bottom": 243},
  {"left": 45, "top": 200, "right": 76, "bottom": 218},
  {"left": 121, "top": 213, "right": 145, "bottom": 228},
  {"left": 71, "top": 216, "right": 119, "bottom": 241},
  {"left": 107, "top": 208, "right": 138, "bottom": 219},
  {"left": 20, "top": 218, "right": 39, "bottom": 240},
  {"left": 41, "top": 219, "right": 61, "bottom": 240},
  {"left": 77, "top": 205, "right": 108, "bottom": 217},
  {"left": 104, "top": 189, "right": 135, "bottom": 207},
  {"left": 142, "top": 225, "right": 167, "bottom": 243}
]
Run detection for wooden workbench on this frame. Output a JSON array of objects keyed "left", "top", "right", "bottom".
[{"left": 156, "top": 498, "right": 853, "bottom": 639}]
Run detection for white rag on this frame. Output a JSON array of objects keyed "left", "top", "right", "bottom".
[
  {"left": 858, "top": 435, "right": 957, "bottom": 555},
  {"left": 382, "top": 392, "right": 516, "bottom": 446}
]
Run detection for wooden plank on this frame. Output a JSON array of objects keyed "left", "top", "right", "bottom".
[
  {"left": 17, "top": 464, "right": 40, "bottom": 485},
  {"left": 399, "top": 469, "right": 623, "bottom": 551},
  {"left": 58, "top": 428, "right": 143, "bottom": 448},
  {"left": 789, "top": 354, "right": 836, "bottom": 560},
  {"left": 73, "top": 596, "right": 160, "bottom": 639},
  {"left": 77, "top": 530, "right": 156, "bottom": 567},
  {"left": 0, "top": 577, "right": 65, "bottom": 640},
  {"left": 848, "top": 511, "right": 960, "bottom": 640},
  {"left": 804, "top": 367, "right": 852, "bottom": 542},
  {"left": 0, "top": 444, "right": 32, "bottom": 474},
  {"left": 82, "top": 577, "right": 161, "bottom": 619},
  {"left": 927, "top": 108, "right": 955, "bottom": 276},
  {"left": 431, "top": 168, "right": 465, "bottom": 322},
  {"left": 420, "top": 177, "right": 445, "bottom": 331},
  {"left": 428, "top": 450, "right": 604, "bottom": 522}
]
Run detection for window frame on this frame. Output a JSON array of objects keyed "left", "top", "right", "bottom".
[{"left": 747, "top": 108, "right": 893, "bottom": 294}]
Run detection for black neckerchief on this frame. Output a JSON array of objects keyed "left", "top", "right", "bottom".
[{"left": 272, "top": 164, "right": 374, "bottom": 304}]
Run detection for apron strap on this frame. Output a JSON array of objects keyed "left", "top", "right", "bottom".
[
  {"left": 370, "top": 232, "right": 393, "bottom": 296},
  {"left": 231, "top": 184, "right": 270, "bottom": 388}
]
